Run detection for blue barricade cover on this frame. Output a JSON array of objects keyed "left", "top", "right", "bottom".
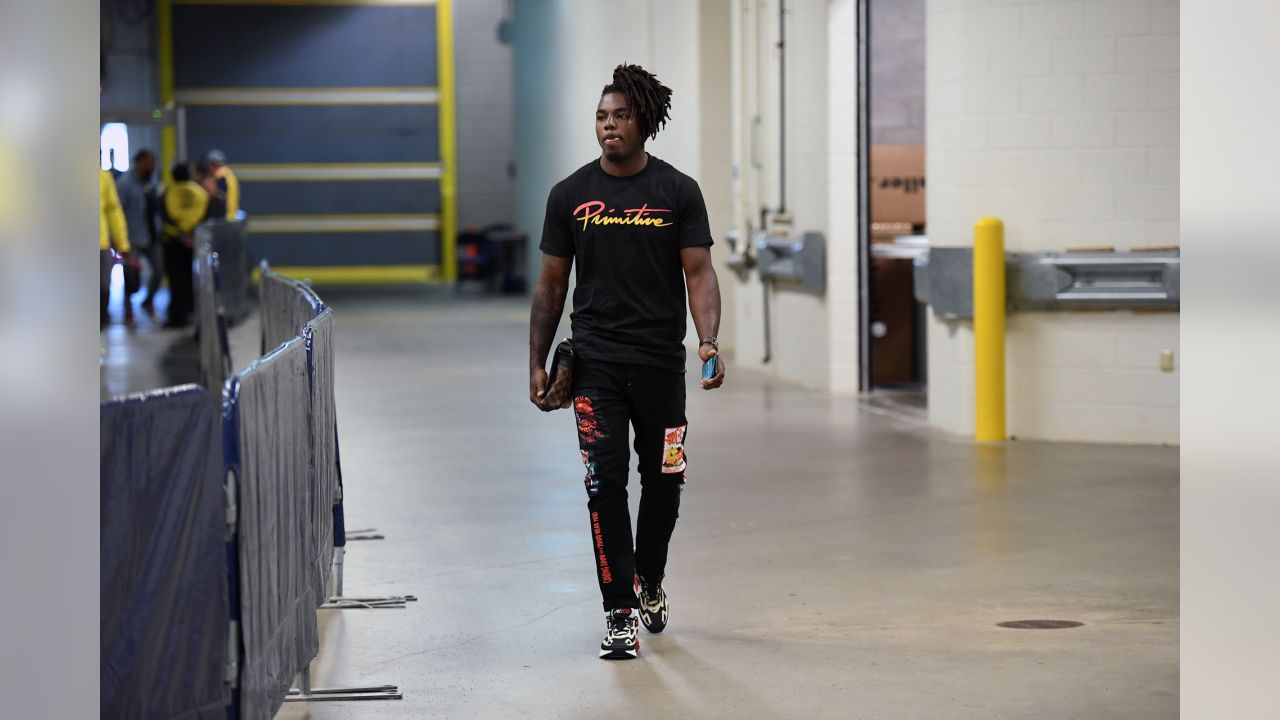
[
  {"left": 226, "top": 337, "right": 320, "bottom": 720},
  {"left": 101, "top": 385, "right": 228, "bottom": 720}
]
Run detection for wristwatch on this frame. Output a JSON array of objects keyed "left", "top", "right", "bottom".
[{"left": 699, "top": 337, "right": 719, "bottom": 352}]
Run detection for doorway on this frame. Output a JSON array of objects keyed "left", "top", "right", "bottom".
[{"left": 859, "top": 0, "right": 927, "bottom": 407}]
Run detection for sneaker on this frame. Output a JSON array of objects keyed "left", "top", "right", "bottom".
[
  {"left": 599, "top": 608, "right": 639, "bottom": 660},
  {"left": 637, "top": 576, "right": 669, "bottom": 634}
]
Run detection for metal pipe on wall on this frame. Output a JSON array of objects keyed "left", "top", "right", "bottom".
[{"left": 760, "top": 0, "right": 789, "bottom": 365}]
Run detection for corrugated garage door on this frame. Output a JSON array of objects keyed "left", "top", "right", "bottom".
[{"left": 160, "top": 0, "right": 457, "bottom": 284}]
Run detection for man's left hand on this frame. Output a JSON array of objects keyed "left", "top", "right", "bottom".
[{"left": 698, "top": 344, "right": 725, "bottom": 390}]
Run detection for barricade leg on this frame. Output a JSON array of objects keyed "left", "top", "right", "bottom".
[
  {"left": 286, "top": 666, "right": 403, "bottom": 702},
  {"left": 321, "top": 491, "right": 415, "bottom": 609},
  {"left": 330, "top": 546, "right": 343, "bottom": 598}
]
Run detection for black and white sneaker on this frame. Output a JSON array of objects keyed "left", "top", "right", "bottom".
[
  {"left": 599, "top": 608, "right": 639, "bottom": 660},
  {"left": 637, "top": 576, "right": 669, "bottom": 634}
]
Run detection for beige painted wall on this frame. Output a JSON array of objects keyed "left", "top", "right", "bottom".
[
  {"left": 926, "top": 0, "right": 1180, "bottom": 444},
  {"left": 699, "top": 0, "right": 736, "bottom": 353},
  {"left": 727, "top": 0, "right": 858, "bottom": 392},
  {"left": 827, "top": 0, "right": 860, "bottom": 395}
]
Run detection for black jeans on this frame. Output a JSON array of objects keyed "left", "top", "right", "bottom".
[
  {"left": 572, "top": 358, "right": 687, "bottom": 611},
  {"left": 139, "top": 241, "right": 165, "bottom": 304},
  {"left": 163, "top": 239, "right": 194, "bottom": 325},
  {"left": 100, "top": 250, "right": 112, "bottom": 324}
]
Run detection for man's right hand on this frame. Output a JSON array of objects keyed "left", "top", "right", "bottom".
[
  {"left": 529, "top": 367, "right": 550, "bottom": 410},
  {"left": 529, "top": 253, "right": 572, "bottom": 412}
]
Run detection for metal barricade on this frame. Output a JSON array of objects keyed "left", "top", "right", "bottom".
[
  {"left": 101, "top": 385, "right": 229, "bottom": 718},
  {"left": 198, "top": 216, "right": 252, "bottom": 325},
  {"left": 195, "top": 240, "right": 232, "bottom": 397}
]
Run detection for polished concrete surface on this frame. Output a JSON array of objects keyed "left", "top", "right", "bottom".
[
  {"left": 102, "top": 288, "right": 1178, "bottom": 719},
  {"left": 99, "top": 278, "right": 261, "bottom": 400}
]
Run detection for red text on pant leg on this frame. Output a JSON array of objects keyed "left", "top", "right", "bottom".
[{"left": 591, "top": 511, "right": 612, "bottom": 584}]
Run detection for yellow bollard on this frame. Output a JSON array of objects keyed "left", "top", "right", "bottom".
[{"left": 974, "top": 217, "right": 1006, "bottom": 442}]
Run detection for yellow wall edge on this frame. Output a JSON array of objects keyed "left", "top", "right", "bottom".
[
  {"left": 173, "top": 0, "right": 436, "bottom": 6},
  {"left": 158, "top": 0, "right": 176, "bottom": 183},
  {"left": 253, "top": 265, "right": 442, "bottom": 285},
  {"left": 437, "top": 0, "right": 458, "bottom": 283}
]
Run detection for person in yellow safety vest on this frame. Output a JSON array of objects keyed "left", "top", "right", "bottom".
[
  {"left": 194, "top": 162, "right": 228, "bottom": 219},
  {"left": 100, "top": 168, "right": 131, "bottom": 328},
  {"left": 203, "top": 148, "right": 239, "bottom": 220},
  {"left": 158, "top": 162, "right": 211, "bottom": 328}
]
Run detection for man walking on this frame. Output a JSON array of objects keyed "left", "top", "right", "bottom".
[
  {"left": 528, "top": 64, "right": 725, "bottom": 660},
  {"left": 116, "top": 150, "right": 161, "bottom": 316}
]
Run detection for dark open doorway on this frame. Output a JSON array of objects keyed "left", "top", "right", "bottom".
[{"left": 859, "top": 0, "right": 928, "bottom": 405}]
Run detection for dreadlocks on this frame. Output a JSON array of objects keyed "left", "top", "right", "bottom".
[{"left": 601, "top": 64, "right": 673, "bottom": 141}]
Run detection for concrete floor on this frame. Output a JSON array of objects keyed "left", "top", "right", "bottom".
[
  {"left": 98, "top": 280, "right": 261, "bottom": 400},
  {"left": 102, "top": 288, "right": 1178, "bottom": 719}
]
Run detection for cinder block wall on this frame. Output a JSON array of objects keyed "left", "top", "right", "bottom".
[
  {"left": 728, "top": 0, "right": 860, "bottom": 392},
  {"left": 926, "top": 0, "right": 1179, "bottom": 444},
  {"left": 871, "top": 0, "right": 926, "bottom": 145},
  {"left": 455, "top": 0, "right": 516, "bottom": 231}
]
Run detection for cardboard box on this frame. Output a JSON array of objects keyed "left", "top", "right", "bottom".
[{"left": 870, "top": 144, "right": 926, "bottom": 227}]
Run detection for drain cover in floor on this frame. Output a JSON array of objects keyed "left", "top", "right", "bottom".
[{"left": 997, "top": 619, "right": 1084, "bottom": 629}]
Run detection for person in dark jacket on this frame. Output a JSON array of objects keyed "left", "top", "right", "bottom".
[{"left": 116, "top": 149, "right": 162, "bottom": 315}]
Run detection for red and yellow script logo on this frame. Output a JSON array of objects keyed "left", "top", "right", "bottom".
[{"left": 574, "top": 201, "right": 673, "bottom": 232}]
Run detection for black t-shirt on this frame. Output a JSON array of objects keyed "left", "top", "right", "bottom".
[{"left": 540, "top": 155, "right": 713, "bottom": 371}]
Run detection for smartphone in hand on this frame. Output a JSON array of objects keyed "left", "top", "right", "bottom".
[{"left": 702, "top": 355, "right": 718, "bottom": 381}]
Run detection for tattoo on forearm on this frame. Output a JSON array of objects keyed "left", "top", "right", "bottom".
[
  {"left": 687, "top": 270, "right": 721, "bottom": 344},
  {"left": 529, "top": 282, "right": 566, "bottom": 370}
]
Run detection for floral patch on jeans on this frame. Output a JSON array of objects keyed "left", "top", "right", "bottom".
[
  {"left": 574, "top": 394, "right": 605, "bottom": 445},
  {"left": 580, "top": 449, "right": 601, "bottom": 496},
  {"left": 661, "top": 425, "right": 687, "bottom": 474}
]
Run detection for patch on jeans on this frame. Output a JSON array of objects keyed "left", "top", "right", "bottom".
[
  {"left": 575, "top": 393, "right": 607, "bottom": 496},
  {"left": 661, "top": 425, "right": 687, "bottom": 474},
  {"left": 574, "top": 394, "right": 606, "bottom": 445},
  {"left": 580, "top": 449, "right": 601, "bottom": 496}
]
